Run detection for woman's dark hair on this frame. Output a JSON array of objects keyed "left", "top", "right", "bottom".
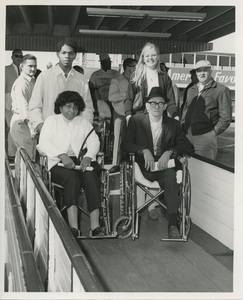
[{"left": 54, "top": 91, "right": 85, "bottom": 114}]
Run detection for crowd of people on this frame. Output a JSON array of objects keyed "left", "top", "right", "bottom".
[{"left": 5, "top": 37, "right": 232, "bottom": 239}]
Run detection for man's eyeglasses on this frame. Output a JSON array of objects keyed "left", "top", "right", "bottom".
[
  {"left": 14, "top": 55, "right": 23, "bottom": 58},
  {"left": 148, "top": 101, "right": 166, "bottom": 108}
]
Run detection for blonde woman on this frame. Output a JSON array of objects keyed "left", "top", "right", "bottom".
[{"left": 124, "top": 42, "right": 179, "bottom": 123}]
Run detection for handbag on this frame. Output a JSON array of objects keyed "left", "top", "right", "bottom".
[
  {"left": 132, "top": 86, "right": 144, "bottom": 111},
  {"left": 78, "top": 127, "right": 95, "bottom": 162}
]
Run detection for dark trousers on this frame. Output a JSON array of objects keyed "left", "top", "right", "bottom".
[
  {"left": 51, "top": 164, "right": 101, "bottom": 212},
  {"left": 140, "top": 167, "right": 178, "bottom": 215}
]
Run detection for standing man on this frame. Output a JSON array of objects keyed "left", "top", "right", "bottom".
[
  {"left": 5, "top": 49, "right": 23, "bottom": 160},
  {"left": 108, "top": 58, "right": 137, "bottom": 173},
  {"left": 122, "top": 87, "right": 192, "bottom": 238},
  {"left": 28, "top": 37, "right": 93, "bottom": 135},
  {"left": 181, "top": 60, "right": 232, "bottom": 160},
  {"left": 89, "top": 53, "right": 119, "bottom": 119},
  {"left": 10, "top": 54, "right": 37, "bottom": 160}
]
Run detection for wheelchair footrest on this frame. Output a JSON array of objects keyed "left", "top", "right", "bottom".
[
  {"left": 161, "top": 237, "right": 188, "bottom": 242},
  {"left": 76, "top": 231, "right": 118, "bottom": 239}
]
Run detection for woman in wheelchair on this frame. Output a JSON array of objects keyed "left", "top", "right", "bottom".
[
  {"left": 38, "top": 90, "right": 104, "bottom": 238},
  {"left": 121, "top": 86, "right": 192, "bottom": 239}
]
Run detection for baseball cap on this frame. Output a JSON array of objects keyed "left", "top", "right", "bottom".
[
  {"left": 99, "top": 53, "right": 111, "bottom": 61},
  {"left": 195, "top": 60, "right": 211, "bottom": 70},
  {"left": 147, "top": 87, "right": 168, "bottom": 103}
]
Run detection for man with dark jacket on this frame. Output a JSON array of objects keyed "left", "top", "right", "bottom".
[
  {"left": 181, "top": 60, "right": 232, "bottom": 160},
  {"left": 122, "top": 87, "right": 192, "bottom": 239}
]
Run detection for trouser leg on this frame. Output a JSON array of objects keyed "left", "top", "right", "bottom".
[
  {"left": 10, "top": 120, "right": 35, "bottom": 160},
  {"left": 187, "top": 128, "right": 217, "bottom": 160},
  {"left": 78, "top": 171, "right": 101, "bottom": 213},
  {"left": 112, "top": 111, "right": 126, "bottom": 166},
  {"left": 5, "top": 109, "right": 16, "bottom": 157}
]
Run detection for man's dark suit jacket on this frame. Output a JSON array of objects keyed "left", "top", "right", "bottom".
[{"left": 121, "top": 112, "right": 192, "bottom": 169}]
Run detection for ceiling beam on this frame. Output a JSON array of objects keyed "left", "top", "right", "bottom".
[
  {"left": 196, "top": 23, "right": 235, "bottom": 43},
  {"left": 183, "top": 9, "right": 235, "bottom": 42},
  {"left": 70, "top": 6, "right": 81, "bottom": 36},
  {"left": 47, "top": 6, "right": 54, "bottom": 34},
  {"left": 169, "top": 6, "right": 234, "bottom": 40},
  {"left": 19, "top": 6, "right": 33, "bottom": 35}
]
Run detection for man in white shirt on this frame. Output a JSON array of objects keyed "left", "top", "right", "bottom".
[
  {"left": 10, "top": 54, "right": 37, "bottom": 160},
  {"left": 28, "top": 37, "right": 94, "bottom": 135},
  {"left": 5, "top": 49, "right": 23, "bottom": 160}
]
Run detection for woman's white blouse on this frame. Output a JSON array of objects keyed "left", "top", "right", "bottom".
[{"left": 38, "top": 114, "right": 100, "bottom": 170}]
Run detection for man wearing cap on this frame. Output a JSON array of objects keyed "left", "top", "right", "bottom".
[
  {"left": 122, "top": 86, "right": 192, "bottom": 239},
  {"left": 181, "top": 60, "right": 232, "bottom": 160},
  {"left": 89, "top": 53, "right": 119, "bottom": 118},
  {"left": 108, "top": 58, "right": 137, "bottom": 173}
]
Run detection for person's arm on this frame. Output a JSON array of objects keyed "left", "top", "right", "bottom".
[
  {"left": 124, "top": 79, "right": 137, "bottom": 118},
  {"left": 164, "top": 75, "right": 179, "bottom": 119},
  {"left": 89, "top": 74, "right": 99, "bottom": 116},
  {"left": 28, "top": 73, "right": 44, "bottom": 131},
  {"left": 81, "top": 81, "right": 94, "bottom": 124},
  {"left": 11, "top": 82, "right": 29, "bottom": 122},
  {"left": 214, "top": 86, "right": 232, "bottom": 135},
  {"left": 109, "top": 78, "right": 127, "bottom": 103}
]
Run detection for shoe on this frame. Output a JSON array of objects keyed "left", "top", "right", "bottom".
[
  {"left": 168, "top": 225, "right": 181, "bottom": 239},
  {"left": 70, "top": 227, "right": 80, "bottom": 238},
  {"left": 148, "top": 209, "right": 159, "bottom": 220},
  {"left": 90, "top": 227, "right": 105, "bottom": 237},
  {"left": 109, "top": 165, "right": 120, "bottom": 174}
]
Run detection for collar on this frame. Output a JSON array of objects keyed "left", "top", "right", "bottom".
[
  {"left": 21, "top": 72, "right": 35, "bottom": 82},
  {"left": 55, "top": 64, "right": 74, "bottom": 78}
]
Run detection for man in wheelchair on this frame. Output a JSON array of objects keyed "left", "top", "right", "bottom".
[
  {"left": 121, "top": 86, "right": 192, "bottom": 239},
  {"left": 37, "top": 91, "right": 105, "bottom": 238}
]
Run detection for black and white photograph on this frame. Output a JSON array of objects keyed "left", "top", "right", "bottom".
[{"left": 2, "top": 1, "right": 242, "bottom": 299}]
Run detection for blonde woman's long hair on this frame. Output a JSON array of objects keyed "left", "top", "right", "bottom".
[{"left": 132, "top": 42, "right": 162, "bottom": 86}]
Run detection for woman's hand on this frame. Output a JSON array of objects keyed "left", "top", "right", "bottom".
[
  {"left": 59, "top": 154, "right": 76, "bottom": 169},
  {"left": 157, "top": 151, "right": 171, "bottom": 171},
  {"left": 80, "top": 156, "right": 92, "bottom": 172},
  {"left": 142, "top": 149, "right": 155, "bottom": 171}
]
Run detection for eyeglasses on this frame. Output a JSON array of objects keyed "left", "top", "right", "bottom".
[
  {"left": 148, "top": 101, "right": 166, "bottom": 108},
  {"left": 14, "top": 55, "right": 23, "bottom": 58}
]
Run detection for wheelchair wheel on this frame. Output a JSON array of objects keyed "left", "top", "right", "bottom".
[
  {"left": 184, "top": 167, "right": 191, "bottom": 216},
  {"left": 113, "top": 216, "right": 132, "bottom": 239},
  {"left": 178, "top": 166, "right": 191, "bottom": 237}
]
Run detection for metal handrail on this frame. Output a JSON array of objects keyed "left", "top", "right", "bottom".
[
  {"left": 14, "top": 147, "right": 105, "bottom": 292},
  {"left": 5, "top": 154, "right": 44, "bottom": 292}
]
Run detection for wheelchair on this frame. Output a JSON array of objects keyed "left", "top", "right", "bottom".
[
  {"left": 93, "top": 116, "right": 114, "bottom": 164},
  {"left": 39, "top": 151, "right": 117, "bottom": 239},
  {"left": 113, "top": 153, "right": 191, "bottom": 242}
]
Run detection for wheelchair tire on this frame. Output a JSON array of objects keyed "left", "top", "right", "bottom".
[
  {"left": 113, "top": 216, "right": 132, "bottom": 239},
  {"left": 185, "top": 167, "right": 191, "bottom": 216}
]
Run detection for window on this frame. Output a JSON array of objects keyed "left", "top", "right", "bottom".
[
  {"left": 219, "top": 56, "right": 230, "bottom": 68},
  {"left": 207, "top": 55, "right": 217, "bottom": 67},
  {"left": 196, "top": 54, "right": 206, "bottom": 62},
  {"left": 160, "top": 54, "right": 170, "bottom": 64},
  {"left": 172, "top": 53, "right": 182, "bottom": 64},
  {"left": 184, "top": 54, "right": 194, "bottom": 64}
]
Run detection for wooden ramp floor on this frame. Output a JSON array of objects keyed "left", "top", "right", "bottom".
[{"left": 76, "top": 174, "right": 233, "bottom": 293}]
